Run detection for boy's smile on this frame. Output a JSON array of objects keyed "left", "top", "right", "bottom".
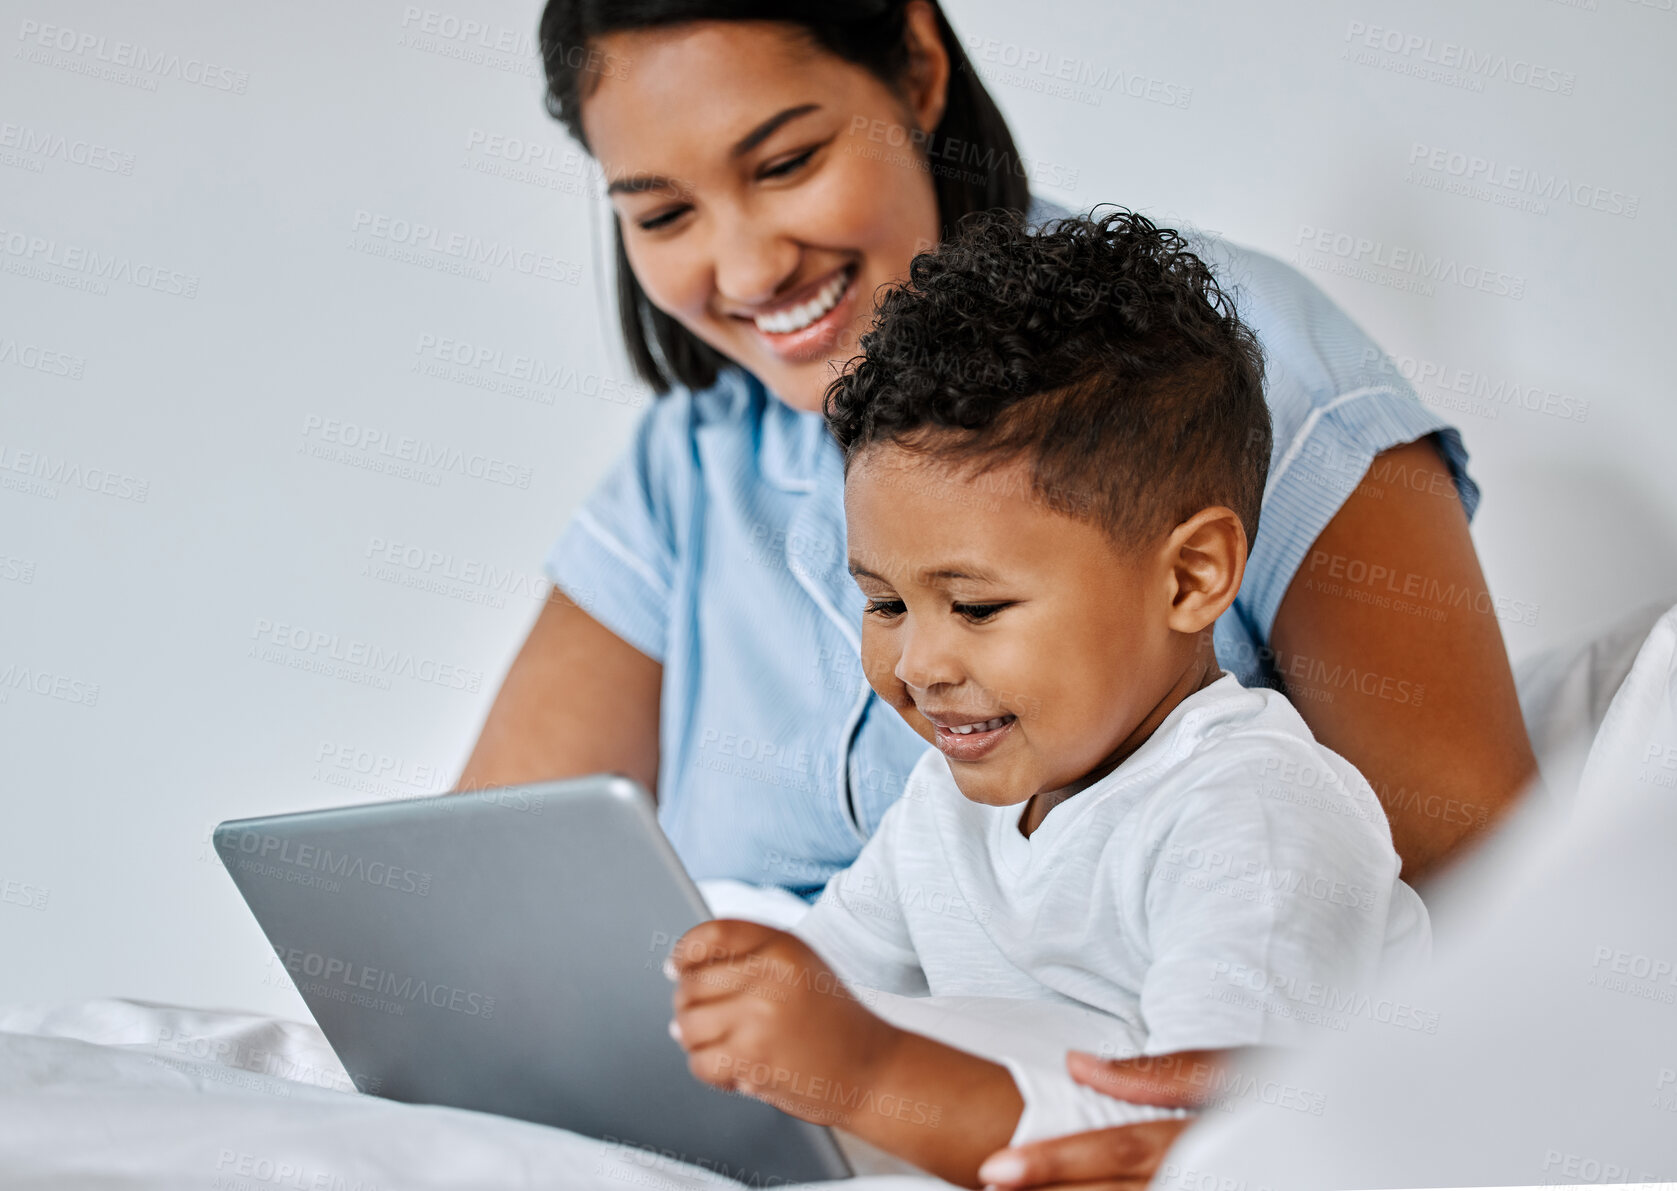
[
  {"left": 845, "top": 442, "right": 1218, "bottom": 824},
  {"left": 920, "top": 710, "right": 1016, "bottom": 762}
]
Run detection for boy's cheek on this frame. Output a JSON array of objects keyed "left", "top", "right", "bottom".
[
  {"left": 899, "top": 704, "right": 937, "bottom": 746},
  {"left": 856, "top": 634, "right": 896, "bottom": 695},
  {"left": 858, "top": 642, "right": 932, "bottom": 740}
]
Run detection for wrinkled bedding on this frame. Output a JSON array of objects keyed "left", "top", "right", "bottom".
[
  {"left": 0, "top": 996, "right": 941, "bottom": 1190},
  {"left": 0, "top": 969, "right": 1158, "bottom": 1187}
]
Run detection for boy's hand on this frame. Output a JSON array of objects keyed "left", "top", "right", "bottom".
[
  {"left": 670, "top": 920, "right": 1027, "bottom": 1185},
  {"left": 667, "top": 919, "right": 904, "bottom": 1125}
]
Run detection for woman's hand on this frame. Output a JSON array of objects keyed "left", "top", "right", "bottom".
[
  {"left": 667, "top": 919, "right": 905, "bottom": 1121},
  {"left": 978, "top": 1118, "right": 1194, "bottom": 1190},
  {"left": 976, "top": 1049, "right": 1235, "bottom": 1190}
]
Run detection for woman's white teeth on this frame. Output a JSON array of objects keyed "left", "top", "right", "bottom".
[
  {"left": 951, "top": 716, "right": 1011, "bottom": 735},
  {"left": 754, "top": 269, "right": 850, "bottom": 334}
]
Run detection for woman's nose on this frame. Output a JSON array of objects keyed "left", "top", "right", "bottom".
[{"left": 710, "top": 210, "right": 800, "bottom": 308}]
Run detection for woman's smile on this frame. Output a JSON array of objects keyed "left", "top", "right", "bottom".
[{"left": 734, "top": 261, "right": 861, "bottom": 365}]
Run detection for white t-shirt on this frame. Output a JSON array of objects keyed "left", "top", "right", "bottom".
[{"left": 795, "top": 674, "right": 1430, "bottom": 1141}]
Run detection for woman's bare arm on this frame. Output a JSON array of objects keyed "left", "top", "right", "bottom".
[
  {"left": 455, "top": 587, "right": 663, "bottom": 796},
  {"left": 1269, "top": 437, "right": 1539, "bottom": 880}
]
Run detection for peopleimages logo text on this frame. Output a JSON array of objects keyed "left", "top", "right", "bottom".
[
  {"left": 0, "top": 226, "right": 199, "bottom": 297},
  {"left": 1407, "top": 143, "right": 1639, "bottom": 219},
  {"left": 250, "top": 617, "right": 484, "bottom": 693},
  {"left": 1295, "top": 225, "right": 1526, "bottom": 299},
  {"left": 15, "top": 19, "right": 250, "bottom": 92},
  {"left": 274, "top": 947, "right": 494, "bottom": 1017},
  {"left": 217, "top": 829, "right": 431, "bottom": 896},
  {"left": 299, "top": 415, "right": 532, "bottom": 489},
  {"left": 1343, "top": 22, "right": 1575, "bottom": 94}
]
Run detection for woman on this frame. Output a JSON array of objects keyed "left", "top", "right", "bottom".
[{"left": 458, "top": 0, "right": 1538, "bottom": 1182}]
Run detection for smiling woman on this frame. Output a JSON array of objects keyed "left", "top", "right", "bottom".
[
  {"left": 559, "top": 5, "right": 1022, "bottom": 410},
  {"left": 455, "top": 1, "right": 1538, "bottom": 1181}
]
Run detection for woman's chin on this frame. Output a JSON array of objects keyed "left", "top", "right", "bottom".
[
  {"left": 760, "top": 357, "right": 852, "bottom": 413},
  {"left": 745, "top": 316, "right": 870, "bottom": 411}
]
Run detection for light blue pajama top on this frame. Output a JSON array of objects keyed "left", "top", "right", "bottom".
[{"left": 545, "top": 198, "right": 1479, "bottom": 897}]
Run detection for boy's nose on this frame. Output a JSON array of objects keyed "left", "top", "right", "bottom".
[{"left": 893, "top": 626, "right": 962, "bottom": 694}]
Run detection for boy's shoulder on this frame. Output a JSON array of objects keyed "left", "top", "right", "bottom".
[
  {"left": 1131, "top": 675, "right": 1395, "bottom": 852},
  {"left": 1128, "top": 673, "right": 1310, "bottom": 765}
]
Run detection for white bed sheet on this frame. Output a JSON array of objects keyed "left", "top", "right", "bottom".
[
  {"left": 0, "top": 978, "right": 1150, "bottom": 1187},
  {"left": 0, "top": 996, "right": 946, "bottom": 1190}
]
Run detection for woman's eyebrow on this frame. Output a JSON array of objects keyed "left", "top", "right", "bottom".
[
  {"left": 606, "top": 174, "right": 676, "bottom": 196},
  {"left": 731, "top": 103, "right": 820, "bottom": 158},
  {"left": 603, "top": 104, "right": 821, "bottom": 197}
]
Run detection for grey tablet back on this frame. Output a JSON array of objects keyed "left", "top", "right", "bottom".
[{"left": 215, "top": 775, "right": 851, "bottom": 1183}]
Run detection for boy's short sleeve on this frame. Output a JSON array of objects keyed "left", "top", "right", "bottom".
[
  {"left": 1134, "top": 755, "right": 1413, "bottom": 1054},
  {"left": 544, "top": 393, "right": 693, "bottom": 663}
]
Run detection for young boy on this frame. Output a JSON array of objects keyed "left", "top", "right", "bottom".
[{"left": 666, "top": 209, "right": 1428, "bottom": 1186}]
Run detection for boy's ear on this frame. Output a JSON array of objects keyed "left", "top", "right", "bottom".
[{"left": 1163, "top": 507, "right": 1247, "bottom": 634}]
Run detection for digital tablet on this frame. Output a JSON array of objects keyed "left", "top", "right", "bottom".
[{"left": 214, "top": 775, "right": 852, "bottom": 1183}]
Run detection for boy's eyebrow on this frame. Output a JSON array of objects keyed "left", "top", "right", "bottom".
[
  {"left": 918, "top": 565, "right": 1004, "bottom": 584},
  {"left": 848, "top": 560, "right": 1004, "bottom": 584}
]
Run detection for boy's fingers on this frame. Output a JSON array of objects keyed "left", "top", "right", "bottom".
[
  {"left": 668, "top": 918, "right": 780, "bottom": 975},
  {"left": 977, "top": 1119, "right": 1192, "bottom": 1187},
  {"left": 685, "top": 1044, "right": 745, "bottom": 1091},
  {"left": 1065, "top": 1048, "right": 1226, "bottom": 1108},
  {"left": 670, "top": 1000, "right": 736, "bottom": 1053},
  {"left": 672, "top": 958, "right": 776, "bottom": 1010},
  {"left": 675, "top": 1021, "right": 765, "bottom": 1093}
]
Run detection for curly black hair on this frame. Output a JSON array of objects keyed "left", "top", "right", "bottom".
[{"left": 824, "top": 207, "right": 1271, "bottom": 548}]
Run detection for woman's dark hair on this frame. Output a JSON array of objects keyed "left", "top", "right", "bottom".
[{"left": 538, "top": 0, "right": 1031, "bottom": 394}]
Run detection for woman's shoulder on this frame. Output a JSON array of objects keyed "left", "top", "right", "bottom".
[{"left": 1025, "top": 193, "right": 1412, "bottom": 409}]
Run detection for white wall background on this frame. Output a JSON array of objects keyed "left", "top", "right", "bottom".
[{"left": 1, "top": 0, "right": 1673, "bottom": 1017}]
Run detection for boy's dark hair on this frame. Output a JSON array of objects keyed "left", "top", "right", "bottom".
[{"left": 824, "top": 207, "right": 1271, "bottom": 548}]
